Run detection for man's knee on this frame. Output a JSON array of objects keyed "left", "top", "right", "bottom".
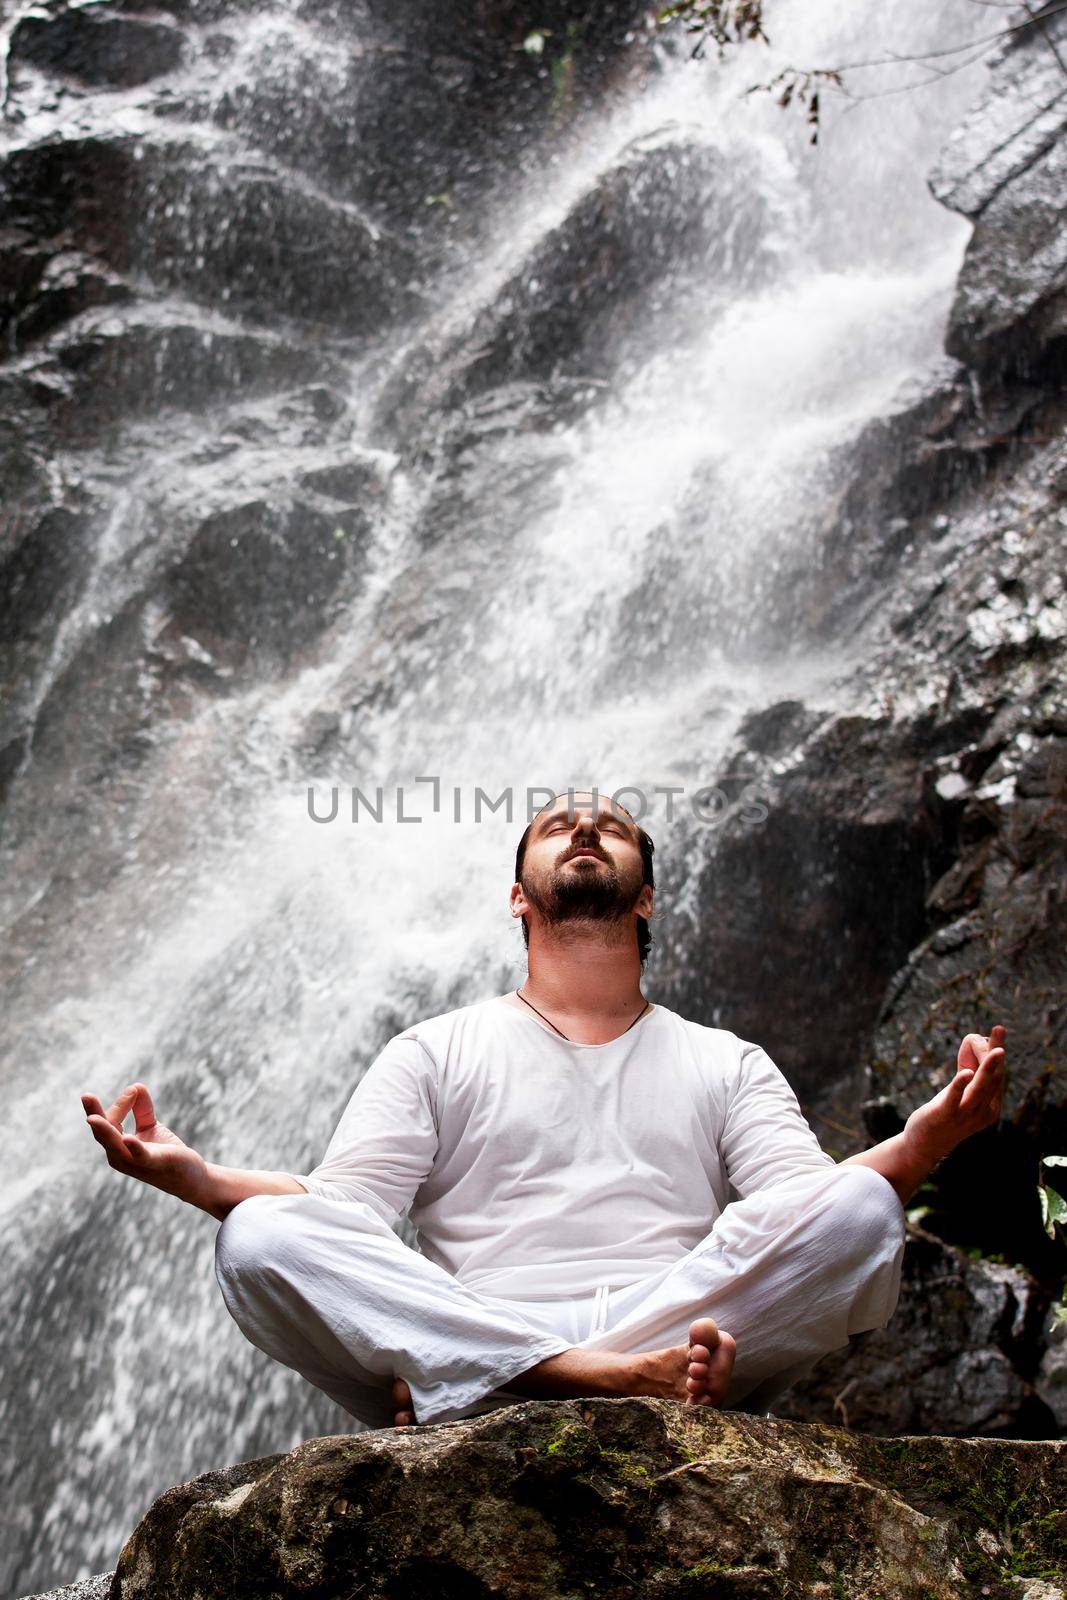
[{"left": 215, "top": 1193, "right": 303, "bottom": 1293}]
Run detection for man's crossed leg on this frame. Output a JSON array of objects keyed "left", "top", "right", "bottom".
[{"left": 215, "top": 1163, "right": 905, "bottom": 1430}]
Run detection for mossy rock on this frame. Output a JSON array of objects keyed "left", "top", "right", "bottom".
[{"left": 109, "top": 1398, "right": 1066, "bottom": 1600}]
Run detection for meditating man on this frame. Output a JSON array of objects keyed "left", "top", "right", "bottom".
[{"left": 83, "top": 790, "right": 1007, "bottom": 1430}]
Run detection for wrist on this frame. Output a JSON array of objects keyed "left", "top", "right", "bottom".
[
  {"left": 901, "top": 1119, "right": 953, "bottom": 1179},
  {"left": 195, "top": 1161, "right": 231, "bottom": 1219}
]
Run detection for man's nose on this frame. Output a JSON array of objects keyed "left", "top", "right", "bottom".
[{"left": 572, "top": 817, "right": 599, "bottom": 842}]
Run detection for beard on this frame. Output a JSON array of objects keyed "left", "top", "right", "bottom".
[{"left": 520, "top": 852, "right": 645, "bottom": 934}]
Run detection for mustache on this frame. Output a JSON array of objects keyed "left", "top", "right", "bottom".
[{"left": 561, "top": 846, "right": 611, "bottom": 864}]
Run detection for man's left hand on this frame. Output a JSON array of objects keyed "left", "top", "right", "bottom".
[{"left": 902, "top": 1024, "right": 1007, "bottom": 1167}]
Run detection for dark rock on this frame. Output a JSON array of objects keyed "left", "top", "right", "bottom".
[
  {"left": 930, "top": 5, "right": 1067, "bottom": 220},
  {"left": 298, "top": 455, "right": 392, "bottom": 502},
  {"left": 1036, "top": 1306, "right": 1067, "bottom": 1429},
  {"left": 162, "top": 497, "right": 371, "bottom": 674},
  {"left": 446, "top": 133, "right": 776, "bottom": 401},
  {"left": 662, "top": 705, "right": 985, "bottom": 1106},
  {"left": 864, "top": 729, "right": 1067, "bottom": 1282},
  {"left": 21, "top": 307, "right": 333, "bottom": 443},
  {"left": 107, "top": 1398, "right": 1067, "bottom": 1600},
  {"left": 1, "top": 135, "right": 421, "bottom": 335},
  {"left": 777, "top": 1228, "right": 1055, "bottom": 1438},
  {"left": 767, "top": 369, "right": 1051, "bottom": 649},
  {"left": 931, "top": 5, "right": 1067, "bottom": 367},
  {"left": 946, "top": 137, "right": 1067, "bottom": 368},
  {"left": 10, "top": 9, "right": 186, "bottom": 89},
  {"left": 0, "top": 240, "right": 131, "bottom": 353},
  {"left": 0, "top": 506, "right": 89, "bottom": 647}
]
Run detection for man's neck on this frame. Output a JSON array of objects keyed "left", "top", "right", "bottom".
[{"left": 516, "top": 930, "right": 648, "bottom": 1032}]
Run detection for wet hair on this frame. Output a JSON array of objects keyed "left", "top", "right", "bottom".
[{"left": 513, "top": 804, "right": 655, "bottom": 965}]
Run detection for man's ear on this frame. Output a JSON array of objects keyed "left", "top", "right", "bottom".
[
  {"left": 636, "top": 885, "right": 654, "bottom": 919},
  {"left": 509, "top": 881, "right": 529, "bottom": 919}
]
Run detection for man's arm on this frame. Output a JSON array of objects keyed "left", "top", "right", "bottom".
[
  {"left": 82, "top": 1083, "right": 306, "bottom": 1223},
  {"left": 842, "top": 1025, "right": 1007, "bottom": 1205}
]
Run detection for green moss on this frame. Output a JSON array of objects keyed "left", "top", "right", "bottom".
[
  {"left": 599, "top": 1447, "right": 656, "bottom": 1487},
  {"left": 878, "top": 1439, "right": 1067, "bottom": 1589},
  {"left": 542, "top": 1416, "right": 601, "bottom": 1465}
]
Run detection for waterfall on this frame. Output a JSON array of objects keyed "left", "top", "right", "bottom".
[{"left": 0, "top": 1, "right": 998, "bottom": 1590}]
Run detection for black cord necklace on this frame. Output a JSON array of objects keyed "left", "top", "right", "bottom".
[{"left": 516, "top": 988, "right": 651, "bottom": 1043}]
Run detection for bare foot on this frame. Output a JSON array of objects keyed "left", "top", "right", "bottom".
[
  {"left": 629, "top": 1315, "right": 735, "bottom": 1407},
  {"left": 507, "top": 1316, "right": 736, "bottom": 1407},
  {"left": 392, "top": 1376, "right": 415, "bottom": 1427},
  {"left": 682, "top": 1316, "right": 736, "bottom": 1407}
]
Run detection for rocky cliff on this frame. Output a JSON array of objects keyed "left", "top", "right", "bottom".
[{"left": 660, "top": 2, "right": 1067, "bottom": 1436}]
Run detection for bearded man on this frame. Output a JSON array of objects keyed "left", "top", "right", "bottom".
[{"left": 83, "top": 790, "right": 1007, "bottom": 1429}]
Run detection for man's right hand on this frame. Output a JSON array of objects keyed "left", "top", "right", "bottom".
[{"left": 82, "top": 1083, "right": 213, "bottom": 1209}]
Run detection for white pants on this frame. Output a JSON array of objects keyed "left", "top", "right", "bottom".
[{"left": 214, "top": 1164, "right": 905, "bottom": 1428}]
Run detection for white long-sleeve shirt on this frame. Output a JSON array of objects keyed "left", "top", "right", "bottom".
[{"left": 296, "top": 995, "right": 837, "bottom": 1300}]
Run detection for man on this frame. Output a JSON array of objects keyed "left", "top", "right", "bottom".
[{"left": 83, "top": 790, "right": 1007, "bottom": 1431}]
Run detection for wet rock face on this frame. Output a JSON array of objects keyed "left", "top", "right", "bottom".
[
  {"left": 450, "top": 136, "right": 776, "bottom": 398},
  {"left": 666, "top": 704, "right": 973, "bottom": 1106},
  {"left": 10, "top": 9, "right": 187, "bottom": 89},
  {"left": 930, "top": 4, "right": 1067, "bottom": 366},
  {"left": 778, "top": 1229, "right": 1055, "bottom": 1439},
  {"left": 164, "top": 497, "right": 370, "bottom": 674},
  {"left": 107, "top": 1398, "right": 1067, "bottom": 1600},
  {"left": 1, "top": 135, "right": 421, "bottom": 340}
]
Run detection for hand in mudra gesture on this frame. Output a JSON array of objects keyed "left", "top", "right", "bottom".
[
  {"left": 904, "top": 1024, "right": 1007, "bottom": 1164},
  {"left": 82, "top": 1083, "right": 211, "bottom": 1207}
]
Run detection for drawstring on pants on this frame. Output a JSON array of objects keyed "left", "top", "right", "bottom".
[{"left": 587, "top": 1283, "right": 611, "bottom": 1339}]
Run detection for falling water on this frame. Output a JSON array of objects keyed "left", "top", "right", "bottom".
[{"left": 1, "top": 0, "right": 998, "bottom": 1590}]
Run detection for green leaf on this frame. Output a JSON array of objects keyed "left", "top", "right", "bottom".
[
  {"left": 1042, "top": 1154, "right": 1067, "bottom": 1167},
  {"left": 1039, "top": 1182, "right": 1067, "bottom": 1238},
  {"left": 906, "top": 1205, "right": 930, "bottom": 1225}
]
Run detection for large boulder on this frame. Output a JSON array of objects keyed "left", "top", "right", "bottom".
[
  {"left": 107, "top": 1398, "right": 1067, "bottom": 1600},
  {"left": 930, "top": 4, "right": 1067, "bottom": 366},
  {"left": 448, "top": 132, "right": 777, "bottom": 397},
  {"left": 777, "top": 1228, "right": 1054, "bottom": 1439},
  {"left": 0, "top": 133, "right": 421, "bottom": 337},
  {"left": 9, "top": 8, "right": 186, "bottom": 89}
]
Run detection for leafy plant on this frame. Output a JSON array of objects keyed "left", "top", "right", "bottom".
[
  {"left": 656, "top": 0, "right": 768, "bottom": 56},
  {"left": 655, "top": 0, "right": 1067, "bottom": 147},
  {"left": 1038, "top": 1155, "right": 1067, "bottom": 1239}
]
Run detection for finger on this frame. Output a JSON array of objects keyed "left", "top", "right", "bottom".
[
  {"left": 960, "top": 1050, "right": 1005, "bottom": 1113},
  {"left": 971, "top": 1046, "right": 1006, "bottom": 1083},
  {"left": 130, "top": 1084, "right": 157, "bottom": 1133},
  {"left": 86, "top": 1114, "right": 137, "bottom": 1166},
  {"left": 106, "top": 1085, "right": 140, "bottom": 1127},
  {"left": 81, "top": 1094, "right": 106, "bottom": 1119},
  {"left": 944, "top": 1067, "right": 974, "bottom": 1109},
  {"left": 122, "top": 1136, "right": 150, "bottom": 1163},
  {"left": 958, "top": 1033, "right": 988, "bottom": 1072}
]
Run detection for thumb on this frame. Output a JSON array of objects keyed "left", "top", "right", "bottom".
[{"left": 123, "top": 1136, "right": 149, "bottom": 1162}]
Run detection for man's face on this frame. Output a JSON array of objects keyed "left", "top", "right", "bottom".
[{"left": 511, "top": 793, "right": 652, "bottom": 935}]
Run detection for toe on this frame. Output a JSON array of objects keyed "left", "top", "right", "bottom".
[{"left": 689, "top": 1316, "right": 720, "bottom": 1350}]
